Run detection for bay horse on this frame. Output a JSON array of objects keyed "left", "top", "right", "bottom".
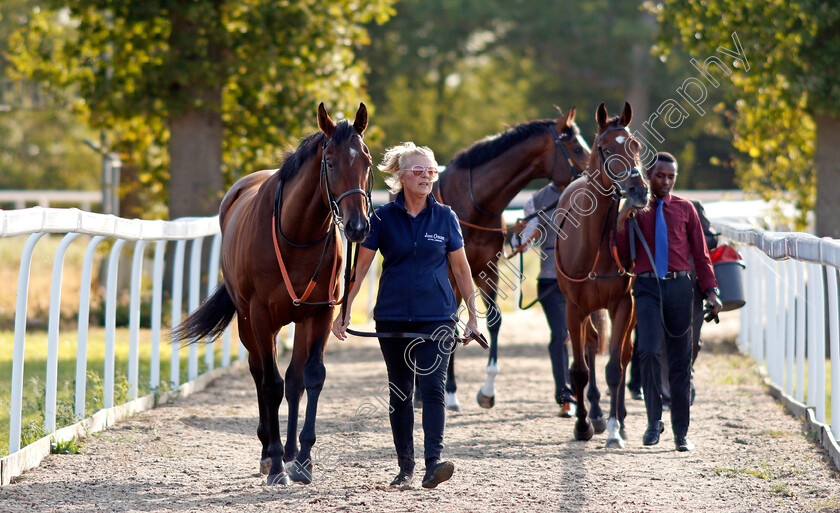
[
  {"left": 554, "top": 102, "right": 649, "bottom": 448},
  {"left": 174, "top": 103, "right": 372, "bottom": 484},
  {"left": 435, "top": 107, "right": 591, "bottom": 410}
]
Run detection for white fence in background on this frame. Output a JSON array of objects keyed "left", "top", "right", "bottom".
[
  {"left": 712, "top": 219, "right": 840, "bottom": 469},
  {"left": 0, "top": 207, "right": 246, "bottom": 461}
]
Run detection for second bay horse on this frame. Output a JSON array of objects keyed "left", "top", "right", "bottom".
[{"left": 554, "top": 102, "right": 649, "bottom": 448}]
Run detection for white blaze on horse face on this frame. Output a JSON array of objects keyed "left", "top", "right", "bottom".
[
  {"left": 576, "top": 134, "right": 588, "bottom": 149},
  {"left": 349, "top": 148, "right": 358, "bottom": 166},
  {"left": 615, "top": 135, "right": 627, "bottom": 145}
]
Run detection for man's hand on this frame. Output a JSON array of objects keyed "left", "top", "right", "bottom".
[
  {"left": 704, "top": 291, "right": 723, "bottom": 323},
  {"left": 331, "top": 313, "right": 350, "bottom": 341}
]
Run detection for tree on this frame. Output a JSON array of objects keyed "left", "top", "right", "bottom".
[
  {"left": 361, "top": 0, "right": 737, "bottom": 190},
  {"left": 653, "top": 0, "right": 840, "bottom": 234},
  {"left": 10, "top": 0, "right": 395, "bottom": 218}
]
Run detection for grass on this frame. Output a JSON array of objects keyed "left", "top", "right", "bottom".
[{"left": 0, "top": 326, "right": 233, "bottom": 457}]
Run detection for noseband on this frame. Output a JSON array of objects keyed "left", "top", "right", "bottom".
[{"left": 595, "top": 125, "right": 642, "bottom": 198}]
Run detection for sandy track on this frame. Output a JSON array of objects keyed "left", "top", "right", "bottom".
[{"left": 1, "top": 309, "right": 838, "bottom": 512}]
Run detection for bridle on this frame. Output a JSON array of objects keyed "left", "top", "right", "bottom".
[
  {"left": 320, "top": 135, "right": 375, "bottom": 225},
  {"left": 554, "top": 124, "right": 644, "bottom": 282},
  {"left": 595, "top": 125, "right": 643, "bottom": 198},
  {"left": 271, "top": 133, "right": 373, "bottom": 307}
]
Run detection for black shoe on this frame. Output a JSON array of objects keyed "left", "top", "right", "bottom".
[
  {"left": 629, "top": 388, "right": 644, "bottom": 401},
  {"left": 675, "top": 436, "right": 695, "bottom": 452},
  {"left": 643, "top": 421, "right": 664, "bottom": 446},
  {"left": 421, "top": 461, "right": 454, "bottom": 489},
  {"left": 389, "top": 469, "right": 414, "bottom": 489}
]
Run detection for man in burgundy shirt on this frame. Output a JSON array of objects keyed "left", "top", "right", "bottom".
[{"left": 617, "top": 152, "right": 722, "bottom": 451}]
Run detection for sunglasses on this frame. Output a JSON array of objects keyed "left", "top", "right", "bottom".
[{"left": 406, "top": 165, "right": 439, "bottom": 177}]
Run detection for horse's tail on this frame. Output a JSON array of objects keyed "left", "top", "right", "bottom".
[{"left": 172, "top": 284, "right": 237, "bottom": 346}]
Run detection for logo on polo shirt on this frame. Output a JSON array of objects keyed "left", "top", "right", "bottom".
[{"left": 424, "top": 232, "right": 445, "bottom": 243}]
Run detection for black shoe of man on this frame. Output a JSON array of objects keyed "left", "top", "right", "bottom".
[
  {"left": 643, "top": 421, "right": 664, "bottom": 446},
  {"left": 675, "top": 436, "right": 695, "bottom": 452}
]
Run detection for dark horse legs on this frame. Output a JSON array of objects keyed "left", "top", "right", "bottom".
[
  {"left": 475, "top": 288, "right": 501, "bottom": 409},
  {"left": 244, "top": 303, "right": 289, "bottom": 485},
  {"left": 285, "top": 311, "right": 330, "bottom": 484}
]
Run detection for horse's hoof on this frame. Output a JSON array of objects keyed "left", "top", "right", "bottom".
[
  {"left": 288, "top": 461, "right": 313, "bottom": 484},
  {"left": 476, "top": 390, "right": 495, "bottom": 409},
  {"left": 605, "top": 437, "right": 625, "bottom": 449},
  {"left": 619, "top": 427, "right": 628, "bottom": 441},
  {"left": 590, "top": 415, "right": 607, "bottom": 434},
  {"left": 260, "top": 458, "right": 272, "bottom": 475},
  {"left": 574, "top": 421, "right": 594, "bottom": 441},
  {"left": 445, "top": 391, "right": 462, "bottom": 412},
  {"left": 267, "top": 472, "right": 291, "bottom": 485}
]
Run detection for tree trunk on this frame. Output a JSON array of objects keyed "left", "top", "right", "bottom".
[
  {"left": 168, "top": 97, "right": 225, "bottom": 219},
  {"left": 815, "top": 114, "right": 840, "bottom": 238}
]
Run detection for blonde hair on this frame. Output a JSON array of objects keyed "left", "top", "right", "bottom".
[{"left": 378, "top": 142, "right": 437, "bottom": 194}]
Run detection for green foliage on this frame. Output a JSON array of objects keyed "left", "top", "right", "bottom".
[
  {"left": 9, "top": 0, "right": 397, "bottom": 216},
  {"left": 50, "top": 436, "right": 83, "bottom": 454},
  {"left": 652, "top": 0, "right": 840, "bottom": 228},
  {"left": 362, "top": 0, "right": 737, "bottom": 190}
]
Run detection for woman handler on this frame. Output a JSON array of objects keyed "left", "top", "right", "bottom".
[{"left": 332, "top": 142, "right": 482, "bottom": 489}]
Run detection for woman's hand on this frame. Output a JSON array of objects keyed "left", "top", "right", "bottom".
[
  {"left": 331, "top": 313, "right": 351, "bottom": 341},
  {"left": 462, "top": 316, "right": 482, "bottom": 346}
]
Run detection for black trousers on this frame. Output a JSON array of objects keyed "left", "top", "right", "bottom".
[
  {"left": 537, "top": 278, "right": 574, "bottom": 404},
  {"left": 633, "top": 276, "right": 695, "bottom": 437},
  {"left": 376, "top": 320, "right": 455, "bottom": 472}
]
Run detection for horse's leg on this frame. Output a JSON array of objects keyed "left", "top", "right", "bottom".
[
  {"left": 476, "top": 274, "right": 501, "bottom": 409},
  {"left": 566, "top": 301, "right": 593, "bottom": 440},
  {"left": 287, "top": 310, "right": 330, "bottom": 484},
  {"left": 444, "top": 289, "right": 463, "bottom": 412},
  {"left": 237, "top": 317, "right": 273, "bottom": 476},
  {"left": 445, "top": 336, "right": 461, "bottom": 412},
  {"left": 249, "top": 303, "right": 288, "bottom": 485},
  {"left": 618, "top": 301, "right": 635, "bottom": 441},
  {"left": 604, "top": 294, "right": 635, "bottom": 449},
  {"left": 283, "top": 323, "right": 306, "bottom": 464},
  {"left": 584, "top": 316, "right": 606, "bottom": 434}
]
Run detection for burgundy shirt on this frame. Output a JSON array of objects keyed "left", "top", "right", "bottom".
[{"left": 617, "top": 193, "right": 718, "bottom": 292}]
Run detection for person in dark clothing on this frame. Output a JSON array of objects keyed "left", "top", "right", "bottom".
[
  {"left": 627, "top": 199, "right": 718, "bottom": 406},
  {"left": 617, "top": 152, "right": 722, "bottom": 452},
  {"left": 515, "top": 183, "right": 576, "bottom": 417},
  {"left": 332, "top": 142, "right": 482, "bottom": 489}
]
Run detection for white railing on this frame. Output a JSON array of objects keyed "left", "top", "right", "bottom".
[
  {"left": 1, "top": 207, "right": 247, "bottom": 470},
  {"left": 712, "top": 218, "right": 840, "bottom": 470}
]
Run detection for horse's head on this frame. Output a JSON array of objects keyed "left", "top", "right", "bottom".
[
  {"left": 592, "top": 102, "right": 649, "bottom": 209},
  {"left": 317, "top": 102, "right": 372, "bottom": 242},
  {"left": 546, "top": 106, "right": 590, "bottom": 185}
]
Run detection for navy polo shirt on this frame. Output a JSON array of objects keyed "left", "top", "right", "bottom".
[{"left": 362, "top": 191, "right": 464, "bottom": 321}]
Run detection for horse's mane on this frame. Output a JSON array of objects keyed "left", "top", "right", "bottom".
[
  {"left": 278, "top": 120, "right": 355, "bottom": 181},
  {"left": 449, "top": 119, "right": 580, "bottom": 170}
]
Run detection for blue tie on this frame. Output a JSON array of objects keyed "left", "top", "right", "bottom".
[{"left": 654, "top": 198, "right": 668, "bottom": 278}]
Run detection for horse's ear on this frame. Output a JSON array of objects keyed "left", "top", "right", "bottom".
[
  {"left": 318, "top": 102, "right": 335, "bottom": 138},
  {"left": 619, "top": 101, "right": 632, "bottom": 127},
  {"left": 596, "top": 103, "right": 608, "bottom": 130},
  {"left": 557, "top": 105, "right": 575, "bottom": 129},
  {"left": 353, "top": 102, "right": 368, "bottom": 136}
]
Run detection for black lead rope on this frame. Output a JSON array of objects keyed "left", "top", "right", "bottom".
[
  {"left": 517, "top": 250, "right": 556, "bottom": 310},
  {"left": 628, "top": 216, "right": 716, "bottom": 338},
  {"left": 337, "top": 240, "right": 489, "bottom": 349}
]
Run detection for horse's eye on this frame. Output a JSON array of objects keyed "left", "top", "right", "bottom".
[
  {"left": 574, "top": 148, "right": 583, "bottom": 154},
  {"left": 326, "top": 160, "right": 334, "bottom": 170},
  {"left": 604, "top": 149, "right": 611, "bottom": 156}
]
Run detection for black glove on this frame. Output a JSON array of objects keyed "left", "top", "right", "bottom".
[{"left": 703, "top": 302, "right": 720, "bottom": 324}]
